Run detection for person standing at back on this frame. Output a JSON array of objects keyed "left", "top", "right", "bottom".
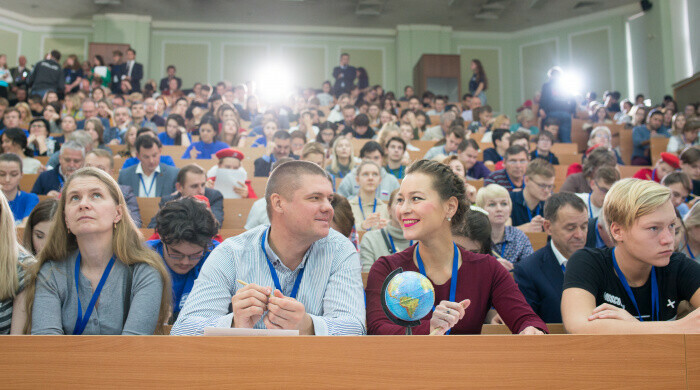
[
  {"left": 27, "top": 50, "right": 64, "bottom": 98},
  {"left": 332, "top": 53, "right": 356, "bottom": 97}
]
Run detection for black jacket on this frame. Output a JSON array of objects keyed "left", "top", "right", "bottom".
[{"left": 27, "top": 59, "right": 64, "bottom": 93}]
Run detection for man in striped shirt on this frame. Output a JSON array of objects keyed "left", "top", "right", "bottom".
[{"left": 171, "top": 160, "right": 366, "bottom": 336}]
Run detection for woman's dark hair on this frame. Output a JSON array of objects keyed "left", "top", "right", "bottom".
[
  {"left": 406, "top": 159, "right": 468, "bottom": 228},
  {"left": 582, "top": 147, "right": 617, "bottom": 180},
  {"left": 357, "top": 67, "right": 369, "bottom": 90},
  {"left": 22, "top": 198, "right": 59, "bottom": 254},
  {"left": 315, "top": 121, "right": 336, "bottom": 144},
  {"left": 330, "top": 194, "right": 355, "bottom": 238},
  {"left": 453, "top": 209, "right": 493, "bottom": 254},
  {"left": 198, "top": 115, "right": 220, "bottom": 135},
  {"left": 93, "top": 55, "right": 105, "bottom": 66},
  {"left": 29, "top": 118, "right": 50, "bottom": 136},
  {"left": 155, "top": 197, "right": 219, "bottom": 249},
  {"left": 2, "top": 128, "right": 28, "bottom": 155},
  {"left": 166, "top": 114, "right": 186, "bottom": 145},
  {"left": 472, "top": 59, "right": 488, "bottom": 90}
]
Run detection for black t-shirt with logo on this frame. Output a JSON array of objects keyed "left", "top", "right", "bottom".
[{"left": 563, "top": 248, "right": 700, "bottom": 321}]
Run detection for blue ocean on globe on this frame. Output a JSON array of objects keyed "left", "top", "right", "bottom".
[{"left": 385, "top": 271, "right": 435, "bottom": 322}]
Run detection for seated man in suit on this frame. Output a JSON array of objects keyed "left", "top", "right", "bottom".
[
  {"left": 83, "top": 148, "right": 142, "bottom": 227},
  {"left": 253, "top": 130, "right": 296, "bottom": 177},
  {"left": 172, "top": 160, "right": 366, "bottom": 336},
  {"left": 159, "top": 65, "right": 182, "bottom": 92},
  {"left": 514, "top": 192, "right": 589, "bottom": 323},
  {"left": 118, "top": 135, "right": 178, "bottom": 198},
  {"left": 76, "top": 99, "right": 110, "bottom": 130},
  {"left": 31, "top": 140, "right": 84, "bottom": 197},
  {"left": 148, "top": 164, "right": 223, "bottom": 228}
]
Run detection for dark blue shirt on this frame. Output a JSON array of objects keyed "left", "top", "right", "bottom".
[
  {"left": 146, "top": 239, "right": 219, "bottom": 317},
  {"left": 510, "top": 190, "right": 545, "bottom": 227},
  {"left": 466, "top": 161, "right": 491, "bottom": 180},
  {"left": 483, "top": 148, "right": 503, "bottom": 163}
]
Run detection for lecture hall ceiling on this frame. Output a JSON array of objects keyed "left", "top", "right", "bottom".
[{"left": 0, "top": 0, "right": 640, "bottom": 32}]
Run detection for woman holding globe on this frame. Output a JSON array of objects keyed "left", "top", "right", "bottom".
[{"left": 366, "top": 159, "right": 547, "bottom": 335}]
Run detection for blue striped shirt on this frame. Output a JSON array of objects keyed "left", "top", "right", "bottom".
[{"left": 171, "top": 225, "right": 366, "bottom": 336}]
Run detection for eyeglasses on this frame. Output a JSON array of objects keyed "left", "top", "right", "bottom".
[
  {"left": 593, "top": 181, "right": 611, "bottom": 194},
  {"left": 529, "top": 180, "right": 554, "bottom": 191},
  {"left": 506, "top": 159, "right": 529, "bottom": 165},
  {"left": 164, "top": 243, "right": 206, "bottom": 262}
]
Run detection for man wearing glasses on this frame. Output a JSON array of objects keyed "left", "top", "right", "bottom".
[
  {"left": 576, "top": 166, "right": 620, "bottom": 220},
  {"left": 147, "top": 196, "right": 219, "bottom": 323},
  {"left": 510, "top": 159, "right": 555, "bottom": 232},
  {"left": 484, "top": 145, "right": 529, "bottom": 192}
]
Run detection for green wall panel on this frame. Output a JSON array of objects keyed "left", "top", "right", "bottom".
[
  {"left": 280, "top": 46, "right": 326, "bottom": 89},
  {"left": 0, "top": 29, "right": 20, "bottom": 66},
  {"left": 163, "top": 43, "right": 209, "bottom": 88},
  {"left": 222, "top": 44, "right": 269, "bottom": 85},
  {"left": 521, "top": 39, "right": 558, "bottom": 102},
  {"left": 570, "top": 29, "right": 611, "bottom": 98},
  {"left": 459, "top": 48, "right": 500, "bottom": 111},
  {"left": 43, "top": 37, "right": 87, "bottom": 62}
]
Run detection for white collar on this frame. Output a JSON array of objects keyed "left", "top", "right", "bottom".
[
  {"left": 136, "top": 162, "right": 161, "bottom": 177},
  {"left": 550, "top": 240, "right": 568, "bottom": 266}
]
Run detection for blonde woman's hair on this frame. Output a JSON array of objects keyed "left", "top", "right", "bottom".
[
  {"left": 329, "top": 137, "right": 356, "bottom": 173},
  {"left": 376, "top": 122, "right": 400, "bottom": 148},
  {"left": 475, "top": 184, "right": 512, "bottom": 210},
  {"left": 0, "top": 192, "right": 20, "bottom": 300},
  {"left": 23, "top": 167, "right": 172, "bottom": 334},
  {"left": 683, "top": 202, "right": 700, "bottom": 229},
  {"left": 603, "top": 178, "right": 671, "bottom": 238}
]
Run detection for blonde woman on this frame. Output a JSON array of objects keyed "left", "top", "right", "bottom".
[
  {"left": 25, "top": 167, "right": 171, "bottom": 334},
  {"left": 326, "top": 137, "right": 357, "bottom": 181},
  {"left": 475, "top": 184, "right": 534, "bottom": 268},
  {"left": 0, "top": 191, "right": 34, "bottom": 334},
  {"left": 562, "top": 178, "right": 700, "bottom": 333},
  {"left": 15, "top": 102, "right": 33, "bottom": 129}
]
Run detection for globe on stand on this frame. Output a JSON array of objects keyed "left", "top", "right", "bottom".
[{"left": 380, "top": 268, "right": 435, "bottom": 335}]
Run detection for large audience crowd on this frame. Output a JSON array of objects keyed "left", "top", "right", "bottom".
[{"left": 0, "top": 48, "right": 699, "bottom": 336}]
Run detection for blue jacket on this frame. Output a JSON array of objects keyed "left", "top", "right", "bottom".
[
  {"left": 513, "top": 243, "right": 564, "bottom": 323},
  {"left": 31, "top": 166, "right": 65, "bottom": 195}
]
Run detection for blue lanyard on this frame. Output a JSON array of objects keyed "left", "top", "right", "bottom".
[
  {"left": 594, "top": 223, "right": 606, "bottom": 248},
  {"left": 139, "top": 172, "right": 158, "bottom": 197},
  {"left": 561, "top": 263, "right": 566, "bottom": 273},
  {"left": 611, "top": 248, "right": 659, "bottom": 322},
  {"left": 358, "top": 196, "right": 377, "bottom": 219},
  {"left": 588, "top": 192, "right": 593, "bottom": 219},
  {"left": 526, "top": 203, "right": 541, "bottom": 221},
  {"left": 504, "top": 171, "right": 523, "bottom": 191},
  {"left": 687, "top": 243, "right": 695, "bottom": 260},
  {"left": 415, "top": 242, "right": 459, "bottom": 334},
  {"left": 261, "top": 228, "right": 305, "bottom": 299},
  {"left": 500, "top": 241, "right": 507, "bottom": 257},
  {"left": 387, "top": 233, "right": 413, "bottom": 254},
  {"left": 331, "top": 174, "right": 337, "bottom": 192},
  {"left": 73, "top": 252, "right": 117, "bottom": 335},
  {"left": 386, "top": 165, "right": 404, "bottom": 179},
  {"left": 651, "top": 169, "right": 656, "bottom": 182}
]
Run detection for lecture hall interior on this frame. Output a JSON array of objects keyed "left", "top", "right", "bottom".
[{"left": 0, "top": 0, "right": 699, "bottom": 388}]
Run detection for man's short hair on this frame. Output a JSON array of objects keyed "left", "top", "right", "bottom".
[
  {"left": 446, "top": 126, "right": 465, "bottom": 139},
  {"left": 543, "top": 117, "right": 560, "bottom": 127},
  {"left": 458, "top": 138, "right": 480, "bottom": 152},
  {"left": 60, "top": 140, "right": 86, "bottom": 157},
  {"left": 167, "top": 65, "right": 176, "bottom": 71},
  {"left": 661, "top": 171, "right": 692, "bottom": 193},
  {"left": 342, "top": 105, "right": 356, "bottom": 112},
  {"left": 273, "top": 130, "right": 291, "bottom": 141},
  {"left": 86, "top": 149, "right": 114, "bottom": 169},
  {"left": 543, "top": 192, "right": 587, "bottom": 223},
  {"left": 265, "top": 160, "right": 331, "bottom": 219},
  {"left": 505, "top": 145, "right": 529, "bottom": 159},
  {"left": 176, "top": 164, "right": 205, "bottom": 186},
  {"left": 135, "top": 134, "right": 162, "bottom": 153},
  {"left": 50, "top": 50, "right": 61, "bottom": 61},
  {"left": 359, "top": 141, "right": 385, "bottom": 158},
  {"left": 681, "top": 147, "right": 700, "bottom": 165},
  {"left": 593, "top": 165, "right": 620, "bottom": 185},
  {"left": 353, "top": 114, "right": 370, "bottom": 127},
  {"left": 155, "top": 197, "right": 219, "bottom": 249},
  {"left": 386, "top": 136, "right": 406, "bottom": 151},
  {"left": 525, "top": 159, "right": 555, "bottom": 179},
  {"left": 492, "top": 129, "right": 510, "bottom": 143},
  {"left": 127, "top": 48, "right": 136, "bottom": 55}
]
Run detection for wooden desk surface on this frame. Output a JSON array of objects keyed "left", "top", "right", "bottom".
[{"left": 0, "top": 335, "right": 689, "bottom": 389}]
